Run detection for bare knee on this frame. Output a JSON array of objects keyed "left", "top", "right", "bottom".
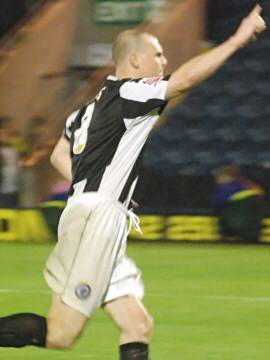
[
  {"left": 137, "top": 312, "right": 154, "bottom": 341},
  {"left": 105, "top": 297, "right": 155, "bottom": 344},
  {"left": 46, "top": 294, "right": 88, "bottom": 350},
  {"left": 46, "top": 321, "right": 83, "bottom": 350}
]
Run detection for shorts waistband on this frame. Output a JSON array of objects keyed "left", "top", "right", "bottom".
[
  {"left": 68, "top": 191, "right": 126, "bottom": 212},
  {"left": 68, "top": 192, "right": 142, "bottom": 235}
]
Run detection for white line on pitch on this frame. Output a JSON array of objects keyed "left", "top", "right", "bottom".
[
  {"left": 200, "top": 295, "right": 270, "bottom": 302},
  {"left": 150, "top": 294, "right": 270, "bottom": 302},
  {"left": 1, "top": 289, "right": 270, "bottom": 303},
  {"left": 4, "top": 353, "right": 106, "bottom": 359},
  {"left": 148, "top": 293, "right": 270, "bottom": 302},
  {"left": 49, "top": 355, "right": 108, "bottom": 359},
  {"left": 0, "top": 289, "right": 50, "bottom": 294}
]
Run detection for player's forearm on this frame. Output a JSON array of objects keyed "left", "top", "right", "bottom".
[
  {"left": 168, "top": 37, "right": 238, "bottom": 97},
  {"left": 50, "top": 152, "right": 72, "bottom": 182},
  {"left": 167, "top": 5, "right": 266, "bottom": 99}
]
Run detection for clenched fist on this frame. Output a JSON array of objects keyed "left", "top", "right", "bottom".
[{"left": 231, "top": 4, "right": 267, "bottom": 49}]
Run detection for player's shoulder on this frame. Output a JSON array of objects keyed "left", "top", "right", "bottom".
[
  {"left": 125, "top": 75, "right": 170, "bottom": 84},
  {"left": 66, "top": 102, "right": 92, "bottom": 122},
  {"left": 106, "top": 75, "right": 168, "bottom": 86},
  {"left": 65, "top": 104, "right": 89, "bottom": 133},
  {"left": 66, "top": 109, "right": 80, "bottom": 122},
  {"left": 119, "top": 75, "right": 171, "bottom": 103},
  {"left": 65, "top": 109, "right": 80, "bottom": 131},
  {"left": 120, "top": 75, "right": 170, "bottom": 91}
]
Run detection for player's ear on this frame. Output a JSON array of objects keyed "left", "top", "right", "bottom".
[{"left": 129, "top": 52, "right": 140, "bottom": 69}]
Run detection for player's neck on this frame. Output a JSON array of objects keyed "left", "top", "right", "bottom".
[{"left": 115, "top": 68, "right": 141, "bottom": 80}]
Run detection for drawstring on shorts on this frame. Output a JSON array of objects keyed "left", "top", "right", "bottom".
[{"left": 127, "top": 209, "right": 143, "bottom": 236}]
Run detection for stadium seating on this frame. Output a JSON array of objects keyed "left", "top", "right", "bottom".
[{"left": 144, "top": 0, "right": 270, "bottom": 176}]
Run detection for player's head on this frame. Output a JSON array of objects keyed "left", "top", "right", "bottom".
[{"left": 112, "top": 30, "right": 167, "bottom": 79}]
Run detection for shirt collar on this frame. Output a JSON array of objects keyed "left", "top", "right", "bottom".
[{"left": 107, "top": 75, "right": 118, "bottom": 81}]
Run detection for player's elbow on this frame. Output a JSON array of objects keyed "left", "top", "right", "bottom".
[
  {"left": 50, "top": 149, "right": 60, "bottom": 168},
  {"left": 50, "top": 136, "right": 70, "bottom": 168},
  {"left": 50, "top": 151, "right": 56, "bottom": 166}
]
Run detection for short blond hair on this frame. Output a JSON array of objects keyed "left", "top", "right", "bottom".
[{"left": 112, "top": 30, "right": 154, "bottom": 67}]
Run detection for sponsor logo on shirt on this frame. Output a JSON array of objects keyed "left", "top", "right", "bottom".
[{"left": 143, "top": 77, "right": 161, "bottom": 86}]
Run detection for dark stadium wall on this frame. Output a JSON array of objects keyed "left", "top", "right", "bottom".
[
  {"left": 0, "top": 1, "right": 80, "bottom": 205},
  {"left": 152, "top": 0, "right": 207, "bottom": 74}
]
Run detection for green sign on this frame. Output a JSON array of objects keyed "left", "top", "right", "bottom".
[{"left": 95, "top": 0, "right": 166, "bottom": 24}]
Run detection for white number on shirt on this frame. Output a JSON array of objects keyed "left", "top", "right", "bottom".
[{"left": 73, "top": 102, "right": 95, "bottom": 155}]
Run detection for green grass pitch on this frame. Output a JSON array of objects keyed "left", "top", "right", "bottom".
[{"left": 0, "top": 241, "right": 270, "bottom": 359}]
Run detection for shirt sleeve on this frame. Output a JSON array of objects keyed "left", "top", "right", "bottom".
[
  {"left": 119, "top": 75, "right": 170, "bottom": 119},
  {"left": 63, "top": 109, "right": 80, "bottom": 140}
]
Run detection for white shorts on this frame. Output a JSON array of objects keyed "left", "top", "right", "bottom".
[{"left": 44, "top": 192, "right": 144, "bottom": 317}]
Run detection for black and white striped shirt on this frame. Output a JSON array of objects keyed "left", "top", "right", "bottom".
[{"left": 64, "top": 75, "right": 170, "bottom": 206}]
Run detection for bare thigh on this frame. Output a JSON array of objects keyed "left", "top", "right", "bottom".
[
  {"left": 46, "top": 293, "right": 89, "bottom": 349},
  {"left": 104, "top": 296, "right": 154, "bottom": 344}
]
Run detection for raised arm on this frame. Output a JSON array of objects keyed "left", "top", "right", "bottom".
[
  {"left": 50, "top": 136, "right": 72, "bottom": 182},
  {"left": 167, "top": 5, "right": 266, "bottom": 99}
]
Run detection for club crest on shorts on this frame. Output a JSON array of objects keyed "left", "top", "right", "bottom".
[{"left": 75, "top": 283, "right": 91, "bottom": 300}]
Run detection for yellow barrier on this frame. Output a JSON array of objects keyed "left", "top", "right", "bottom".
[
  {"left": 0, "top": 209, "right": 52, "bottom": 242},
  {"left": 130, "top": 214, "right": 268, "bottom": 243},
  {"left": 0, "top": 208, "right": 269, "bottom": 243}
]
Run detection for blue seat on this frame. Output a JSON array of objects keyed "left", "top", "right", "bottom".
[
  {"left": 215, "top": 127, "right": 248, "bottom": 141},
  {"left": 177, "top": 162, "right": 210, "bottom": 176},
  {"left": 246, "top": 128, "right": 270, "bottom": 142},
  {"left": 224, "top": 148, "right": 257, "bottom": 165}
]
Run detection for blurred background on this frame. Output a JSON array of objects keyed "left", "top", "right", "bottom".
[
  {"left": 1, "top": 2, "right": 270, "bottom": 359},
  {"left": 0, "top": 0, "right": 270, "bottom": 243}
]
